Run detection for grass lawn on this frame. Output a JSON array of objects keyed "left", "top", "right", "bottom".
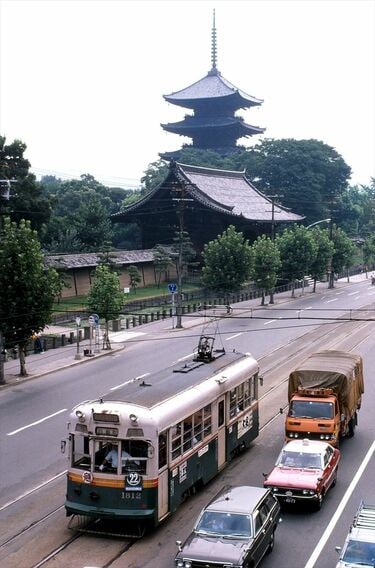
[{"left": 53, "top": 283, "right": 202, "bottom": 315}]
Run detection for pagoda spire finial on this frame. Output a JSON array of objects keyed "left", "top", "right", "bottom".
[{"left": 210, "top": 9, "right": 218, "bottom": 74}]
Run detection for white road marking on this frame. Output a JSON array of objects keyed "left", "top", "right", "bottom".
[
  {"left": 170, "top": 353, "right": 194, "bottom": 365},
  {"left": 0, "top": 471, "right": 67, "bottom": 512},
  {"left": 264, "top": 320, "right": 276, "bottom": 325},
  {"left": 225, "top": 333, "right": 243, "bottom": 340},
  {"left": 325, "top": 298, "right": 338, "bottom": 303},
  {"left": 335, "top": 291, "right": 345, "bottom": 295},
  {"left": 368, "top": 291, "right": 375, "bottom": 295},
  {"left": 301, "top": 306, "right": 313, "bottom": 310},
  {"left": 110, "top": 331, "right": 145, "bottom": 343},
  {"left": 110, "top": 373, "right": 150, "bottom": 391},
  {"left": 304, "top": 440, "right": 375, "bottom": 568},
  {"left": 348, "top": 291, "right": 358, "bottom": 296},
  {"left": 7, "top": 408, "right": 68, "bottom": 436}
]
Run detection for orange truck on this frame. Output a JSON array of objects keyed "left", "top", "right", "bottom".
[{"left": 285, "top": 350, "right": 364, "bottom": 447}]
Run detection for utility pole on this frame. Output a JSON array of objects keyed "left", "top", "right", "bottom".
[
  {"left": 171, "top": 179, "right": 194, "bottom": 329},
  {"left": 328, "top": 217, "right": 335, "bottom": 289},
  {"left": 0, "top": 179, "right": 17, "bottom": 384},
  {"left": 269, "top": 195, "right": 282, "bottom": 304}
]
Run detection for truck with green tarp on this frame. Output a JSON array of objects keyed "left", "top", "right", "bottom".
[{"left": 285, "top": 350, "right": 364, "bottom": 447}]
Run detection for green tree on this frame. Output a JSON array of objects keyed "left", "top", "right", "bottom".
[
  {"left": 0, "top": 135, "right": 52, "bottom": 231},
  {"left": 141, "top": 159, "right": 169, "bottom": 192},
  {"left": 202, "top": 225, "right": 253, "bottom": 307},
  {"left": 73, "top": 197, "right": 113, "bottom": 251},
  {"left": 0, "top": 218, "right": 61, "bottom": 379},
  {"left": 86, "top": 265, "right": 125, "bottom": 349},
  {"left": 41, "top": 173, "right": 137, "bottom": 251},
  {"left": 363, "top": 234, "right": 375, "bottom": 272},
  {"left": 127, "top": 265, "right": 142, "bottom": 293},
  {"left": 153, "top": 245, "right": 173, "bottom": 288},
  {"left": 309, "top": 228, "right": 335, "bottom": 292},
  {"left": 137, "top": 141, "right": 352, "bottom": 229},
  {"left": 243, "top": 139, "right": 351, "bottom": 226},
  {"left": 276, "top": 225, "right": 318, "bottom": 297},
  {"left": 330, "top": 226, "right": 356, "bottom": 287},
  {"left": 251, "top": 235, "right": 281, "bottom": 305}
]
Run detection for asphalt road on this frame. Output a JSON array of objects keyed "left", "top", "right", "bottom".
[{"left": 0, "top": 276, "right": 374, "bottom": 567}]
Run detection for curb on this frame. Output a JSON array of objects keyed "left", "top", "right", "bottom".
[{"left": 0, "top": 343, "right": 126, "bottom": 390}]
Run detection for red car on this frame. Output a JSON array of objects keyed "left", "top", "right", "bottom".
[{"left": 263, "top": 438, "right": 340, "bottom": 510}]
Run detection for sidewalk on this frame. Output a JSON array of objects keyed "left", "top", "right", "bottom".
[{"left": 1, "top": 272, "right": 369, "bottom": 390}]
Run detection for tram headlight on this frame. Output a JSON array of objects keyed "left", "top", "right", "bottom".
[
  {"left": 75, "top": 410, "right": 85, "bottom": 422},
  {"left": 129, "top": 413, "right": 138, "bottom": 423}
]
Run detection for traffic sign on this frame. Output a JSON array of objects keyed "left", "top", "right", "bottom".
[
  {"left": 91, "top": 313, "right": 100, "bottom": 325},
  {"left": 88, "top": 316, "right": 95, "bottom": 326},
  {"left": 168, "top": 283, "right": 177, "bottom": 294}
]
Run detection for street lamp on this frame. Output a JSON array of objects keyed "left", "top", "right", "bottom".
[
  {"left": 75, "top": 316, "right": 81, "bottom": 360},
  {"left": 306, "top": 218, "right": 331, "bottom": 230}
]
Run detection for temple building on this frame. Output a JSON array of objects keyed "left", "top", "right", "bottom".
[
  {"left": 112, "top": 161, "right": 303, "bottom": 254},
  {"left": 160, "top": 11, "right": 265, "bottom": 159},
  {"left": 112, "top": 12, "right": 302, "bottom": 253}
]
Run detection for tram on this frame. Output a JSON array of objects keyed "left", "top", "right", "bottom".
[{"left": 64, "top": 337, "right": 260, "bottom": 529}]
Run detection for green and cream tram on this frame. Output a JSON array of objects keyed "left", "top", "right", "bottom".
[{"left": 65, "top": 338, "right": 260, "bottom": 528}]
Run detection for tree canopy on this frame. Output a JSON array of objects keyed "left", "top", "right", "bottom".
[
  {"left": 0, "top": 136, "right": 52, "bottom": 231},
  {"left": 202, "top": 225, "right": 253, "bottom": 299},
  {"left": 86, "top": 264, "right": 125, "bottom": 349},
  {"left": 0, "top": 218, "right": 61, "bottom": 377},
  {"left": 276, "top": 225, "right": 318, "bottom": 296},
  {"left": 251, "top": 235, "right": 281, "bottom": 305}
]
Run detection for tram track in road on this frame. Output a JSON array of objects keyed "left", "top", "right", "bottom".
[
  {"left": 0, "top": 505, "right": 64, "bottom": 549},
  {"left": 1, "top": 306, "right": 374, "bottom": 567}
]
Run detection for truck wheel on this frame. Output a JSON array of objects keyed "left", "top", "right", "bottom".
[{"left": 348, "top": 417, "right": 356, "bottom": 437}]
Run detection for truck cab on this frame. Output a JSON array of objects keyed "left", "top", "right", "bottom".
[{"left": 286, "top": 388, "right": 341, "bottom": 446}]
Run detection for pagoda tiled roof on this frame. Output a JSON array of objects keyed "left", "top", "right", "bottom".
[
  {"left": 44, "top": 249, "right": 159, "bottom": 270},
  {"left": 164, "top": 70, "right": 263, "bottom": 109},
  {"left": 112, "top": 162, "right": 303, "bottom": 224},
  {"left": 175, "top": 163, "right": 302, "bottom": 222},
  {"left": 161, "top": 115, "right": 265, "bottom": 137}
]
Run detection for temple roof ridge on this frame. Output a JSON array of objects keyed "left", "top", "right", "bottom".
[
  {"left": 177, "top": 161, "right": 246, "bottom": 177},
  {"left": 164, "top": 71, "right": 263, "bottom": 107}
]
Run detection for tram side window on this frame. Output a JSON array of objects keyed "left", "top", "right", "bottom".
[
  {"left": 193, "top": 410, "right": 203, "bottom": 443},
  {"left": 203, "top": 404, "right": 212, "bottom": 438},
  {"left": 159, "top": 432, "right": 167, "bottom": 469},
  {"left": 172, "top": 422, "right": 182, "bottom": 460},
  {"left": 229, "top": 388, "right": 238, "bottom": 418},
  {"left": 183, "top": 417, "right": 193, "bottom": 452},
  {"left": 230, "top": 380, "right": 255, "bottom": 418},
  {"left": 252, "top": 375, "right": 257, "bottom": 400},
  {"left": 72, "top": 435, "right": 90, "bottom": 469}
]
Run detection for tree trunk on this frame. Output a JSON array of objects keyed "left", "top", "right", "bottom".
[
  {"left": 313, "top": 278, "right": 317, "bottom": 292},
  {"left": 291, "top": 282, "right": 295, "bottom": 298},
  {"left": 261, "top": 291, "right": 265, "bottom": 306},
  {"left": 104, "top": 320, "right": 111, "bottom": 350},
  {"left": 18, "top": 344, "right": 28, "bottom": 376}
]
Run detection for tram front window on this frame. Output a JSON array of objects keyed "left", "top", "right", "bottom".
[
  {"left": 94, "top": 440, "right": 148, "bottom": 474},
  {"left": 72, "top": 434, "right": 91, "bottom": 470}
]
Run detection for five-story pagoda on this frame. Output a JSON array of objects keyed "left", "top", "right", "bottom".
[{"left": 161, "top": 11, "right": 265, "bottom": 159}]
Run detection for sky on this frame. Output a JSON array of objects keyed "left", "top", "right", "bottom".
[{"left": 0, "top": 0, "right": 374, "bottom": 189}]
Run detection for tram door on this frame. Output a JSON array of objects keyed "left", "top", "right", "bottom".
[
  {"left": 158, "top": 432, "right": 169, "bottom": 520},
  {"left": 217, "top": 396, "right": 226, "bottom": 469}
]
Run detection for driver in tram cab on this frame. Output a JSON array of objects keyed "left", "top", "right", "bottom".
[{"left": 99, "top": 444, "right": 139, "bottom": 471}]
